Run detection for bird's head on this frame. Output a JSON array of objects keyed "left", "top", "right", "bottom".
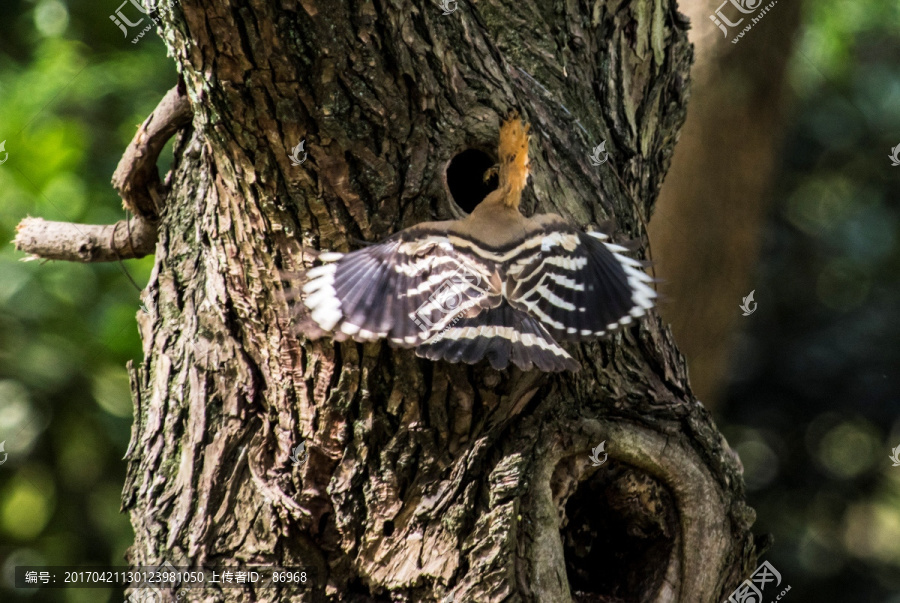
[{"left": 495, "top": 112, "right": 531, "bottom": 209}]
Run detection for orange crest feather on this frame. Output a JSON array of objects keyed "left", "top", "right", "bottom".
[{"left": 497, "top": 112, "right": 531, "bottom": 208}]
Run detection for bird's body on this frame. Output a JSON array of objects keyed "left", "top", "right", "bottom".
[{"left": 300, "top": 114, "right": 656, "bottom": 372}]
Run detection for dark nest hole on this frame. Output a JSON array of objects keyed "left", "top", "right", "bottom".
[
  {"left": 445, "top": 148, "right": 498, "bottom": 213},
  {"left": 561, "top": 461, "right": 678, "bottom": 603}
]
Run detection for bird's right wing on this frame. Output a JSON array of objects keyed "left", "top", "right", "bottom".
[{"left": 506, "top": 222, "right": 656, "bottom": 341}]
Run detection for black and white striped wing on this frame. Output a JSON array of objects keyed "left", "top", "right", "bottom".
[
  {"left": 507, "top": 228, "right": 656, "bottom": 341},
  {"left": 301, "top": 233, "right": 500, "bottom": 346},
  {"left": 415, "top": 301, "right": 580, "bottom": 372}
]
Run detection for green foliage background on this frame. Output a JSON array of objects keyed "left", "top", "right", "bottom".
[
  {"left": 0, "top": 0, "right": 174, "bottom": 600},
  {"left": 0, "top": 1, "right": 897, "bottom": 602},
  {"left": 719, "top": 1, "right": 900, "bottom": 601}
]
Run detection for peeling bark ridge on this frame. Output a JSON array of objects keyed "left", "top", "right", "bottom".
[{"left": 92, "top": 1, "right": 759, "bottom": 601}]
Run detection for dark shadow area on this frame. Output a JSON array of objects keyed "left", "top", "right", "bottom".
[
  {"left": 445, "top": 148, "right": 497, "bottom": 213},
  {"left": 562, "top": 462, "right": 677, "bottom": 603}
]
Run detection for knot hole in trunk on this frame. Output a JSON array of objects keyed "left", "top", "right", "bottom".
[
  {"left": 445, "top": 148, "right": 498, "bottom": 213},
  {"left": 555, "top": 459, "right": 678, "bottom": 602}
]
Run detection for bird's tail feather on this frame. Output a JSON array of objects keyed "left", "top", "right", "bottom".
[{"left": 415, "top": 301, "right": 579, "bottom": 372}]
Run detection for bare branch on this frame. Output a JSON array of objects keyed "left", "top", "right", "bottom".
[
  {"left": 13, "top": 216, "right": 157, "bottom": 262},
  {"left": 112, "top": 84, "right": 193, "bottom": 220},
  {"left": 13, "top": 84, "right": 192, "bottom": 264}
]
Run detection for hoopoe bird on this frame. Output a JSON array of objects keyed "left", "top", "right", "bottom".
[{"left": 300, "top": 113, "right": 656, "bottom": 372}]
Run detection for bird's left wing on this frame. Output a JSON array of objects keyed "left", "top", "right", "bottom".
[{"left": 301, "top": 228, "right": 500, "bottom": 346}]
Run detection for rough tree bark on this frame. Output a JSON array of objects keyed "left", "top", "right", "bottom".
[{"left": 115, "top": 0, "right": 760, "bottom": 601}]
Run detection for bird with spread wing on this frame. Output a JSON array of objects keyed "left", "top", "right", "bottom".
[{"left": 299, "top": 114, "right": 656, "bottom": 372}]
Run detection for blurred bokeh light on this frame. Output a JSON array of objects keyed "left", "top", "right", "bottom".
[
  {"left": 719, "top": 1, "right": 900, "bottom": 601},
  {"left": 0, "top": 0, "right": 174, "bottom": 600}
]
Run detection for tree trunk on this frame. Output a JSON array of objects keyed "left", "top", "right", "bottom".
[
  {"left": 123, "top": 1, "right": 758, "bottom": 601},
  {"left": 648, "top": 0, "right": 804, "bottom": 408}
]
